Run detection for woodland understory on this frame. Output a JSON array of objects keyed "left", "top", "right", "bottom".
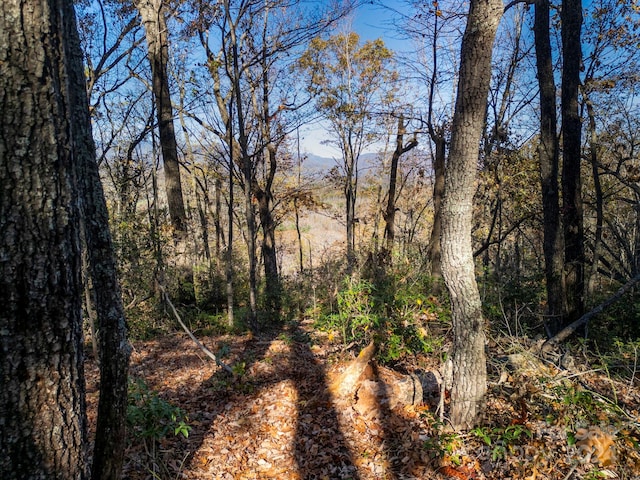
[
  {"left": 86, "top": 304, "right": 640, "bottom": 480},
  {"left": 86, "top": 227, "right": 640, "bottom": 479}
]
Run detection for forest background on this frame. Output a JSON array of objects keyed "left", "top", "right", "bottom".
[{"left": 2, "top": 0, "right": 640, "bottom": 478}]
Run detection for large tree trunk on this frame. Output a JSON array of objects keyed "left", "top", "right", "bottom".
[
  {"left": 136, "top": 0, "right": 187, "bottom": 234},
  {"left": 257, "top": 185, "right": 281, "bottom": 313},
  {"left": 0, "top": 1, "right": 89, "bottom": 477},
  {"left": 440, "top": 0, "right": 503, "bottom": 430},
  {"left": 68, "top": 7, "right": 132, "bottom": 480},
  {"left": 256, "top": 52, "right": 281, "bottom": 314},
  {"left": 561, "top": 0, "right": 585, "bottom": 325},
  {"left": 534, "top": 0, "right": 565, "bottom": 335}
]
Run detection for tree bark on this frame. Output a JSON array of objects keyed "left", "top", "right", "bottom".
[
  {"left": 256, "top": 185, "right": 281, "bottom": 312},
  {"left": 440, "top": 0, "right": 503, "bottom": 430},
  {"left": 345, "top": 145, "right": 358, "bottom": 269},
  {"left": 428, "top": 132, "right": 446, "bottom": 283},
  {"left": 585, "top": 95, "right": 604, "bottom": 295},
  {"left": 534, "top": 0, "right": 565, "bottom": 335},
  {"left": 424, "top": 7, "right": 447, "bottom": 284},
  {"left": 136, "top": 0, "right": 187, "bottom": 234},
  {"left": 255, "top": 39, "right": 282, "bottom": 314},
  {"left": 561, "top": 0, "right": 585, "bottom": 325},
  {"left": 67, "top": 3, "right": 132, "bottom": 478},
  {"left": 0, "top": 1, "right": 89, "bottom": 477}
]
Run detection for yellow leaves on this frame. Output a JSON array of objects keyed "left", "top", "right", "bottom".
[
  {"left": 575, "top": 426, "right": 616, "bottom": 466},
  {"left": 431, "top": 1, "right": 442, "bottom": 16}
]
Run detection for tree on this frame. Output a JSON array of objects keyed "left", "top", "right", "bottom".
[
  {"left": 579, "top": 0, "right": 640, "bottom": 293},
  {"left": 440, "top": 0, "right": 503, "bottom": 429},
  {"left": 1, "top": 0, "right": 128, "bottom": 478},
  {"left": 382, "top": 114, "right": 418, "bottom": 254},
  {"left": 299, "top": 32, "right": 397, "bottom": 267},
  {"left": 396, "top": 1, "right": 467, "bottom": 283},
  {"left": 193, "top": 0, "right": 352, "bottom": 320},
  {"left": 534, "top": 0, "right": 565, "bottom": 335},
  {"left": 136, "top": 0, "right": 188, "bottom": 234},
  {"left": 560, "top": 0, "right": 585, "bottom": 325}
]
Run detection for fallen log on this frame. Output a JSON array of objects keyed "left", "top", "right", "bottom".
[
  {"left": 542, "top": 272, "right": 640, "bottom": 354},
  {"left": 157, "top": 282, "right": 234, "bottom": 375}
]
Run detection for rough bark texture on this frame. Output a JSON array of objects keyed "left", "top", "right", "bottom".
[
  {"left": 256, "top": 62, "right": 281, "bottom": 314},
  {"left": 0, "top": 0, "right": 88, "bottom": 477},
  {"left": 257, "top": 185, "right": 281, "bottom": 312},
  {"left": 534, "top": 0, "right": 565, "bottom": 334},
  {"left": 137, "top": 0, "right": 187, "bottom": 234},
  {"left": 440, "top": 0, "right": 502, "bottom": 429},
  {"left": 561, "top": 0, "right": 585, "bottom": 325},
  {"left": 62, "top": 0, "right": 132, "bottom": 476},
  {"left": 74, "top": 50, "right": 131, "bottom": 480}
]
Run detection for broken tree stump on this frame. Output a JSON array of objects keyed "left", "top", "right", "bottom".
[{"left": 329, "top": 342, "right": 423, "bottom": 418}]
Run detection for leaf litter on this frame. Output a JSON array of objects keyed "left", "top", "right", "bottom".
[{"left": 85, "top": 323, "right": 640, "bottom": 479}]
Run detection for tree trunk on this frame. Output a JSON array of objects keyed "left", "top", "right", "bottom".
[
  {"left": 136, "top": 0, "right": 187, "bottom": 234},
  {"left": 534, "top": 0, "right": 565, "bottom": 335},
  {"left": 440, "top": 0, "right": 503, "bottom": 430},
  {"left": 561, "top": 0, "right": 585, "bottom": 325},
  {"left": 428, "top": 132, "right": 446, "bottom": 283},
  {"left": 345, "top": 150, "right": 358, "bottom": 269},
  {"left": 0, "top": 1, "right": 89, "bottom": 477},
  {"left": 255, "top": 49, "right": 281, "bottom": 314},
  {"left": 585, "top": 96, "right": 604, "bottom": 295},
  {"left": 384, "top": 115, "right": 418, "bottom": 254},
  {"left": 224, "top": 0, "right": 258, "bottom": 326},
  {"left": 257, "top": 186, "right": 281, "bottom": 313},
  {"left": 215, "top": 176, "right": 225, "bottom": 256},
  {"left": 226, "top": 110, "right": 235, "bottom": 328},
  {"left": 67, "top": 5, "right": 132, "bottom": 478}
]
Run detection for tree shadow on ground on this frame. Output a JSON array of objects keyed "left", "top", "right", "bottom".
[
  {"left": 374, "top": 366, "right": 436, "bottom": 479},
  {"left": 288, "top": 324, "right": 360, "bottom": 479},
  {"left": 116, "top": 320, "right": 440, "bottom": 479},
  {"left": 180, "top": 323, "right": 285, "bottom": 468},
  {"left": 122, "top": 323, "right": 285, "bottom": 478}
]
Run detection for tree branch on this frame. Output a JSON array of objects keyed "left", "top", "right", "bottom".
[
  {"left": 542, "top": 272, "right": 640, "bottom": 353},
  {"left": 157, "top": 282, "right": 235, "bottom": 375}
]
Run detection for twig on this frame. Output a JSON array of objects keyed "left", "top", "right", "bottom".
[
  {"left": 157, "top": 283, "right": 234, "bottom": 375},
  {"left": 562, "top": 463, "right": 578, "bottom": 480}
]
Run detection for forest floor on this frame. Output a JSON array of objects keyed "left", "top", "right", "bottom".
[{"left": 86, "top": 319, "right": 640, "bottom": 480}]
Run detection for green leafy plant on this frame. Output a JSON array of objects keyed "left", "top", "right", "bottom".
[
  {"left": 419, "top": 413, "right": 463, "bottom": 464},
  {"left": 471, "top": 424, "right": 532, "bottom": 462},
  {"left": 127, "top": 378, "right": 191, "bottom": 440},
  {"left": 127, "top": 378, "right": 191, "bottom": 479},
  {"left": 316, "top": 277, "right": 381, "bottom": 346}
]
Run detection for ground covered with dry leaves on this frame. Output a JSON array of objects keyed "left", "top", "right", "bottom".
[{"left": 86, "top": 320, "right": 640, "bottom": 480}]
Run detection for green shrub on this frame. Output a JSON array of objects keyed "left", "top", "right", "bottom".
[
  {"left": 127, "top": 378, "right": 191, "bottom": 441},
  {"left": 316, "top": 277, "right": 381, "bottom": 347},
  {"left": 315, "top": 268, "right": 450, "bottom": 363}
]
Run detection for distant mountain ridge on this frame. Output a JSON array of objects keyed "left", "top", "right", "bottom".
[{"left": 300, "top": 152, "right": 380, "bottom": 175}]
